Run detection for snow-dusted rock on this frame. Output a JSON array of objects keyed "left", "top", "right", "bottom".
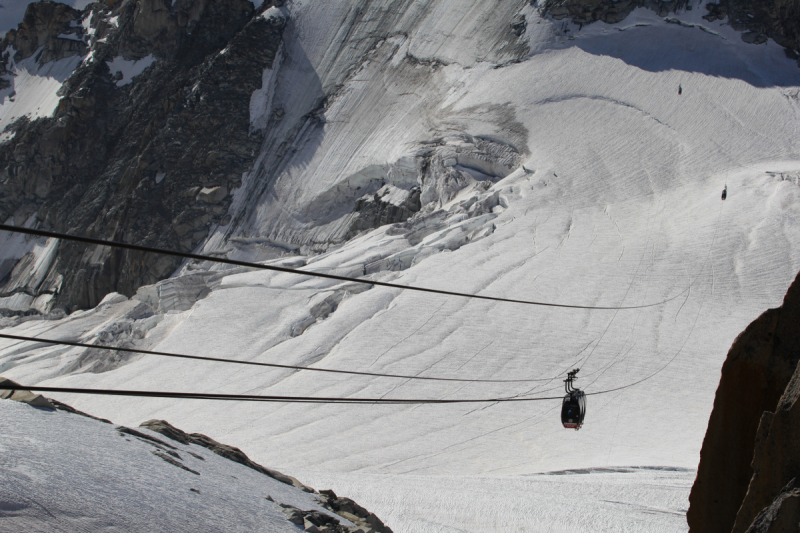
[
  {"left": 196, "top": 185, "right": 228, "bottom": 204},
  {"left": 98, "top": 292, "right": 128, "bottom": 306},
  {"left": 0, "top": 397, "right": 391, "bottom": 532},
  {"left": 0, "top": 377, "right": 54, "bottom": 409}
]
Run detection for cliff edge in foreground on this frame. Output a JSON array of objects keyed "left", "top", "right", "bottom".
[{"left": 688, "top": 270, "right": 800, "bottom": 533}]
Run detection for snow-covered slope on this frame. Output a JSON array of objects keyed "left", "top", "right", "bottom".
[
  {"left": 2, "top": 1, "right": 800, "bottom": 531},
  {"left": 302, "top": 468, "right": 694, "bottom": 533},
  {"left": 0, "top": 397, "right": 369, "bottom": 532}
]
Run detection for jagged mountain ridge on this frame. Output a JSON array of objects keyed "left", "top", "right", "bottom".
[{"left": 542, "top": 0, "right": 800, "bottom": 59}]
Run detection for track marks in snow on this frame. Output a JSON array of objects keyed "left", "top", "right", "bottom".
[
  {"left": 533, "top": 94, "right": 673, "bottom": 130},
  {"left": 368, "top": 298, "right": 449, "bottom": 367},
  {"left": 601, "top": 499, "right": 686, "bottom": 517}
]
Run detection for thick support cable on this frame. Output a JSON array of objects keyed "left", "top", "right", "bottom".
[
  {"left": 0, "top": 378, "right": 661, "bottom": 404},
  {"left": 0, "top": 224, "right": 687, "bottom": 310},
  {"left": 0, "top": 383, "right": 562, "bottom": 404},
  {"left": 0, "top": 332, "right": 558, "bottom": 383}
]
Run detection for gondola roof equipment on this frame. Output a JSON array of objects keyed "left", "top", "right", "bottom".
[{"left": 561, "top": 368, "right": 586, "bottom": 430}]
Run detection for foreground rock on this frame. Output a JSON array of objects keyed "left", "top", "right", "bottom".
[
  {"left": 687, "top": 270, "right": 800, "bottom": 533},
  {"left": 0, "top": 376, "right": 55, "bottom": 409},
  {"left": 0, "top": 382, "right": 392, "bottom": 533}
]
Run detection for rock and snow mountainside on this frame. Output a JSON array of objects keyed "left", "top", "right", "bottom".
[
  {"left": 0, "top": 0, "right": 285, "bottom": 311},
  {"left": 2, "top": 0, "right": 800, "bottom": 531},
  {"left": 0, "top": 388, "right": 391, "bottom": 533}
]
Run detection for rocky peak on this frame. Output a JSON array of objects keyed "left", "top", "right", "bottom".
[
  {"left": 123, "top": 0, "right": 257, "bottom": 60},
  {"left": 2, "top": 1, "right": 86, "bottom": 65}
]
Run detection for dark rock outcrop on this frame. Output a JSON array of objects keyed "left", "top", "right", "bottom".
[
  {"left": 687, "top": 270, "right": 800, "bottom": 533},
  {"left": 278, "top": 492, "right": 393, "bottom": 533},
  {"left": 540, "top": 0, "right": 690, "bottom": 25},
  {"left": 742, "top": 478, "right": 800, "bottom": 533},
  {"left": 0, "top": 377, "right": 55, "bottom": 409},
  {"left": 541, "top": 0, "right": 800, "bottom": 60},
  {"left": 732, "top": 352, "right": 800, "bottom": 531},
  {"left": 2, "top": 1, "right": 87, "bottom": 64},
  {"left": 317, "top": 489, "right": 393, "bottom": 533},
  {"left": 703, "top": 1, "right": 800, "bottom": 59},
  {"left": 0, "top": 0, "right": 285, "bottom": 312}
]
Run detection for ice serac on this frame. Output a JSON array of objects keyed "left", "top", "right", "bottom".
[
  {"left": 687, "top": 270, "right": 800, "bottom": 533},
  {"left": 222, "top": 0, "right": 532, "bottom": 256}
]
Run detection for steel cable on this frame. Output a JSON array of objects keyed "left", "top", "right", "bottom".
[
  {"left": 0, "top": 332, "right": 560, "bottom": 383},
  {"left": 0, "top": 224, "right": 688, "bottom": 310}
]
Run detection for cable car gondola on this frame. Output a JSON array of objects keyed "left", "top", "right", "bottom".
[{"left": 561, "top": 369, "right": 586, "bottom": 430}]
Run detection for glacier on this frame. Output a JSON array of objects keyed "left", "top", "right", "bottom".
[{"left": 2, "top": 0, "right": 800, "bottom": 531}]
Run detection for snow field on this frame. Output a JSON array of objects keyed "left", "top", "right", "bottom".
[{"left": 298, "top": 468, "right": 694, "bottom": 533}]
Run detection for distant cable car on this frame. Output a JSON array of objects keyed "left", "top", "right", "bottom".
[
  {"left": 561, "top": 368, "right": 586, "bottom": 430},
  {"left": 721, "top": 185, "right": 727, "bottom": 200}
]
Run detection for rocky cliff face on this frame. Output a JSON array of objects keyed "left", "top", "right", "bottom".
[
  {"left": 687, "top": 270, "right": 800, "bottom": 533},
  {"left": 2, "top": 2, "right": 86, "bottom": 67},
  {"left": 0, "top": 0, "right": 284, "bottom": 312},
  {"left": 731, "top": 336, "right": 800, "bottom": 532}
]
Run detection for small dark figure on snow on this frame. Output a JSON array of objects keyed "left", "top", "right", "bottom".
[
  {"left": 721, "top": 185, "right": 727, "bottom": 200},
  {"left": 678, "top": 84, "right": 682, "bottom": 95}
]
